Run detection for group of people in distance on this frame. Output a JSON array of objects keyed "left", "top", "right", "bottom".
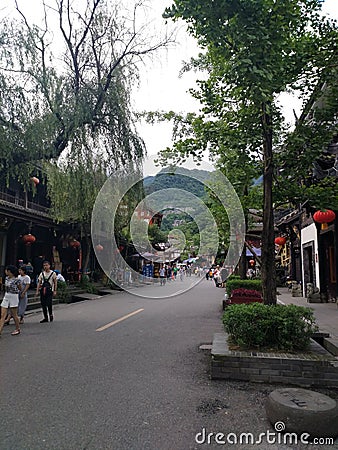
[
  {"left": 0, "top": 260, "right": 58, "bottom": 338},
  {"left": 158, "top": 264, "right": 188, "bottom": 285},
  {"left": 206, "top": 265, "right": 229, "bottom": 288},
  {"left": 158, "top": 263, "right": 203, "bottom": 286}
]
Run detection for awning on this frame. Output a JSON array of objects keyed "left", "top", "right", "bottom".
[{"left": 246, "top": 246, "right": 261, "bottom": 257}]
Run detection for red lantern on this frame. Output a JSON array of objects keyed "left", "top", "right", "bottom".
[
  {"left": 313, "top": 209, "right": 336, "bottom": 230},
  {"left": 95, "top": 244, "right": 103, "bottom": 251},
  {"left": 70, "top": 239, "right": 80, "bottom": 248},
  {"left": 275, "top": 237, "right": 286, "bottom": 246},
  {"left": 249, "top": 259, "right": 255, "bottom": 267},
  {"left": 31, "top": 177, "right": 40, "bottom": 185},
  {"left": 22, "top": 234, "right": 36, "bottom": 245}
]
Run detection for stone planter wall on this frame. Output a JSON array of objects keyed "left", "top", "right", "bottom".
[{"left": 211, "top": 332, "right": 338, "bottom": 388}]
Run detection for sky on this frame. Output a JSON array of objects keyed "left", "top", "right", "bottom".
[{"left": 1, "top": 0, "right": 337, "bottom": 175}]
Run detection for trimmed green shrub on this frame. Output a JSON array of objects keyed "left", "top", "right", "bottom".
[
  {"left": 226, "top": 278, "right": 262, "bottom": 295},
  {"left": 77, "top": 275, "right": 98, "bottom": 294},
  {"left": 56, "top": 281, "right": 71, "bottom": 303},
  {"left": 226, "top": 274, "right": 241, "bottom": 281},
  {"left": 222, "top": 303, "right": 318, "bottom": 351}
]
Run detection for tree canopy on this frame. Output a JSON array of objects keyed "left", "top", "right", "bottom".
[
  {"left": 161, "top": 0, "right": 338, "bottom": 303},
  {"left": 0, "top": 0, "right": 172, "bottom": 185}
]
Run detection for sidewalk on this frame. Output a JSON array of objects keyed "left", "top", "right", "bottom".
[{"left": 277, "top": 287, "right": 338, "bottom": 339}]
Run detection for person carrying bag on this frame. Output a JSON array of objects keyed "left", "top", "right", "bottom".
[{"left": 36, "top": 260, "right": 57, "bottom": 323}]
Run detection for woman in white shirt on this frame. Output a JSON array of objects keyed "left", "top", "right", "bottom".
[
  {"left": 0, "top": 265, "right": 21, "bottom": 336},
  {"left": 18, "top": 266, "right": 31, "bottom": 324}
]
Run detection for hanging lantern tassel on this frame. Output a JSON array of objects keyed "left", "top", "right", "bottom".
[{"left": 313, "top": 209, "right": 336, "bottom": 230}]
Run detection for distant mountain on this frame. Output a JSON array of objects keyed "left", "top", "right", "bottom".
[
  {"left": 143, "top": 176, "right": 155, "bottom": 187},
  {"left": 144, "top": 167, "right": 212, "bottom": 198}
]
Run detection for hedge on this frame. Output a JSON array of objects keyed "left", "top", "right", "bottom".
[
  {"left": 226, "top": 278, "right": 262, "bottom": 296},
  {"left": 222, "top": 303, "right": 318, "bottom": 351}
]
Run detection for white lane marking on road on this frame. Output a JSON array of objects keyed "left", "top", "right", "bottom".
[{"left": 96, "top": 308, "right": 144, "bottom": 332}]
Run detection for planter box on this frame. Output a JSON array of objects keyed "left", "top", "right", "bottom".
[{"left": 211, "top": 332, "right": 338, "bottom": 388}]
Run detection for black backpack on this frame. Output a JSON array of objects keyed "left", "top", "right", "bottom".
[{"left": 41, "top": 272, "right": 54, "bottom": 297}]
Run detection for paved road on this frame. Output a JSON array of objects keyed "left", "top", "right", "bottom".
[{"left": 1, "top": 279, "right": 337, "bottom": 450}]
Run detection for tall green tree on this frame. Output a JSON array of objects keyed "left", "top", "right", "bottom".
[
  {"left": 0, "top": 0, "right": 172, "bottom": 182},
  {"left": 0, "top": 0, "right": 172, "bottom": 268},
  {"left": 162, "top": 0, "right": 338, "bottom": 304}
]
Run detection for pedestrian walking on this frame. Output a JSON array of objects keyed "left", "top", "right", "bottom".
[
  {"left": 0, "top": 265, "right": 22, "bottom": 336},
  {"left": 4, "top": 265, "right": 31, "bottom": 325},
  {"left": 36, "top": 261, "right": 57, "bottom": 323},
  {"left": 179, "top": 267, "right": 184, "bottom": 281},
  {"left": 25, "top": 261, "right": 34, "bottom": 286},
  {"left": 17, "top": 265, "right": 31, "bottom": 323},
  {"left": 159, "top": 266, "right": 166, "bottom": 286},
  {"left": 166, "top": 265, "right": 172, "bottom": 281}
]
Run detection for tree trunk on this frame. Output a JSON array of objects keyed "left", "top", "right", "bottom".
[
  {"left": 81, "top": 224, "right": 92, "bottom": 275},
  {"left": 238, "top": 246, "right": 247, "bottom": 279},
  {"left": 83, "top": 237, "right": 92, "bottom": 275},
  {"left": 261, "top": 102, "right": 277, "bottom": 304}
]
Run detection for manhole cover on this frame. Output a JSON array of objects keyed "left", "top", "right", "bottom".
[{"left": 266, "top": 388, "right": 338, "bottom": 438}]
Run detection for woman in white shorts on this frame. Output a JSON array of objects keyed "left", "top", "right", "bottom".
[{"left": 0, "top": 265, "right": 21, "bottom": 336}]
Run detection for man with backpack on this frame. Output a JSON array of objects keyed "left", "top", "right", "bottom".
[{"left": 35, "top": 260, "right": 57, "bottom": 323}]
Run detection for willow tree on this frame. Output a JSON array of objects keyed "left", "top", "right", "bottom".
[
  {"left": 163, "top": 0, "right": 337, "bottom": 304},
  {"left": 0, "top": 0, "right": 172, "bottom": 183},
  {"left": 0, "top": 0, "right": 173, "bottom": 267}
]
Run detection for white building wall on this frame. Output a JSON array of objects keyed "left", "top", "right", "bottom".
[{"left": 301, "top": 223, "right": 320, "bottom": 294}]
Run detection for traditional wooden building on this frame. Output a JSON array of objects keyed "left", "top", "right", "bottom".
[{"left": 0, "top": 175, "right": 82, "bottom": 284}]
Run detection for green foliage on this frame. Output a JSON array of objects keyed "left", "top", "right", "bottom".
[
  {"left": 0, "top": 1, "right": 173, "bottom": 180},
  {"left": 77, "top": 275, "right": 98, "bottom": 294},
  {"left": 226, "top": 279, "right": 262, "bottom": 296},
  {"left": 46, "top": 148, "right": 107, "bottom": 225},
  {"left": 226, "top": 274, "right": 241, "bottom": 281},
  {"left": 222, "top": 303, "right": 318, "bottom": 351},
  {"left": 160, "top": 0, "right": 338, "bottom": 305},
  {"left": 148, "top": 224, "right": 168, "bottom": 246},
  {"left": 144, "top": 168, "right": 209, "bottom": 198},
  {"left": 162, "top": 1, "right": 338, "bottom": 211},
  {"left": 56, "top": 281, "right": 71, "bottom": 303}
]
